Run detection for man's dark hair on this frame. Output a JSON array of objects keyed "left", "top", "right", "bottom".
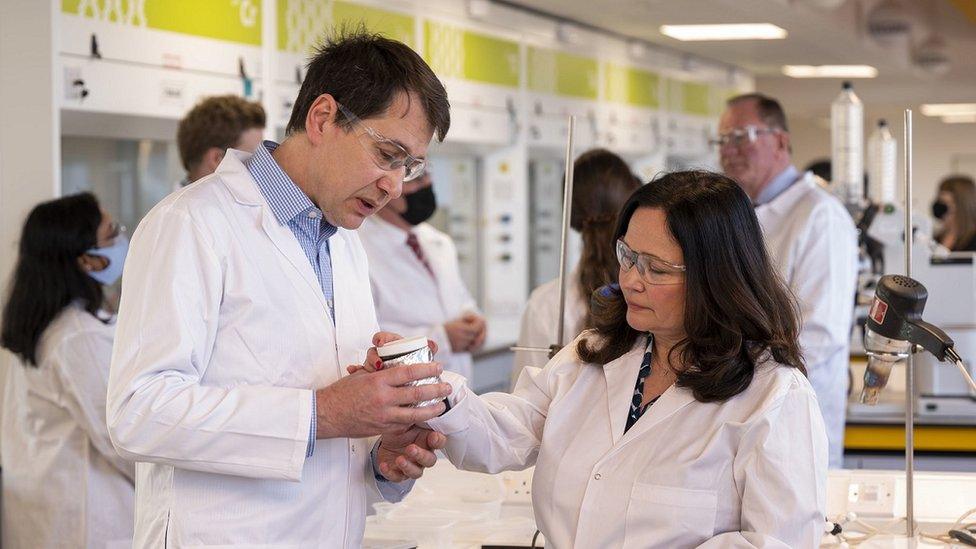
[
  {"left": 727, "top": 92, "right": 790, "bottom": 133},
  {"left": 286, "top": 26, "right": 450, "bottom": 142},
  {"left": 177, "top": 95, "right": 266, "bottom": 172}
]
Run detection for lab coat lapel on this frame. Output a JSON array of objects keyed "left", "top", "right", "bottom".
[
  {"left": 420, "top": 231, "right": 454, "bottom": 314},
  {"left": 396, "top": 224, "right": 445, "bottom": 314},
  {"left": 329, "top": 235, "right": 348, "bottom": 326},
  {"left": 220, "top": 152, "right": 330, "bottom": 314},
  {"left": 756, "top": 171, "right": 812, "bottom": 219},
  {"left": 611, "top": 383, "right": 696, "bottom": 456},
  {"left": 257, "top": 211, "right": 330, "bottom": 312},
  {"left": 602, "top": 346, "right": 644, "bottom": 445}
]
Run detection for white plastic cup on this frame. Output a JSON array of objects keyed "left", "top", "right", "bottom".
[{"left": 376, "top": 335, "right": 442, "bottom": 408}]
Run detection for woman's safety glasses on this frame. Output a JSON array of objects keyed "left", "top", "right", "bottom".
[
  {"left": 615, "top": 239, "right": 686, "bottom": 285},
  {"left": 336, "top": 102, "right": 426, "bottom": 182}
]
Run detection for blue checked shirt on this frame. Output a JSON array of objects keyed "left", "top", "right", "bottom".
[
  {"left": 247, "top": 141, "right": 332, "bottom": 459},
  {"left": 245, "top": 142, "right": 408, "bottom": 498}
]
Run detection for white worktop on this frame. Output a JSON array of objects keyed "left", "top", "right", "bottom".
[{"left": 364, "top": 462, "right": 976, "bottom": 548}]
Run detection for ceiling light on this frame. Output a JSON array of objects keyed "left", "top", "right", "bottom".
[
  {"left": 942, "top": 114, "right": 976, "bottom": 124},
  {"left": 920, "top": 104, "right": 976, "bottom": 117},
  {"left": 782, "top": 65, "right": 878, "bottom": 78},
  {"left": 659, "top": 24, "right": 787, "bottom": 41}
]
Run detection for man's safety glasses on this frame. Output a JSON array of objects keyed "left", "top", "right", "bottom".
[
  {"left": 710, "top": 125, "right": 782, "bottom": 149},
  {"left": 336, "top": 103, "right": 426, "bottom": 182}
]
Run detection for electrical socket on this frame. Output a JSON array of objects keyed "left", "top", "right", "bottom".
[
  {"left": 847, "top": 477, "right": 897, "bottom": 517},
  {"left": 500, "top": 469, "right": 534, "bottom": 505}
]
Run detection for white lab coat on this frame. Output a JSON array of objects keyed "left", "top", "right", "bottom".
[
  {"left": 2, "top": 304, "right": 134, "bottom": 549},
  {"left": 512, "top": 268, "right": 587, "bottom": 389},
  {"left": 359, "top": 217, "right": 479, "bottom": 378},
  {"left": 107, "top": 150, "right": 393, "bottom": 548},
  {"left": 428, "top": 335, "right": 829, "bottom": 548},
  {"left": 171, "top": 176, "right": 190, "bottom": 193},
  {"left": 755, "top": 172, "right": 858, "bottom": 468}
]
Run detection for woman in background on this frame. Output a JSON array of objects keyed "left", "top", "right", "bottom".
[
  {"left": 512, "top": 149, "right": 640, "bottom": 387},
  {"left": 1, "top": 192, "right": 134, "bottom": 548},
  {"left": 932, "top": 174, "right": 976, "bottom": 251}
]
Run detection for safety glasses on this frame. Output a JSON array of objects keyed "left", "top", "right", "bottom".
[
  {"left": 710, "top": 125, "right": 782, "bottom": 149},
  {"left": 615, "top": 239, "right": 686, "bottom": 285},
  {"left": 336, "top": 102, "right": 426, "bottom": 182}
]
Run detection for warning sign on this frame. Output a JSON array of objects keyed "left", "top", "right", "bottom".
[{"left": 869, "top": 297, "right": 889, "bottom": 325}]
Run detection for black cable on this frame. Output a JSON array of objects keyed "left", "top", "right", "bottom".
[
  {"left": 950, "top": 529, "right": 976, "bottom": 547},
  {"left": 530, "top": 529, "right": 541, "bottom": 548},
  {"left": 946, "top": 346, "right": 963, "bottom": 364}
]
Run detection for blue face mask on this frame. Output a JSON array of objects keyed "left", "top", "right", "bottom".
[{"left": 85, "top": 234, "right": 129, "bottom": 286}]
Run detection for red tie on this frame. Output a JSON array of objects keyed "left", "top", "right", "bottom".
[{"left": 406, "top": 233, "right": 435, "bottom": 278}]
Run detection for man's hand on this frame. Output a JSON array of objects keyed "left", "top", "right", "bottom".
[
  {"left": 444, "top": 317, "right": 479, "bottom": 352},
  {"left": 461, "top": 312, "right": 487, "bottom": 352},
  {"left": 376, "top": 426, "right": 447, "bottom": 482},
  {"left": 315, "top": 362, "right": 451, "bottom": 439}
]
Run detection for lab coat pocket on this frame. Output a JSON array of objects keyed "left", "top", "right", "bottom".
[{"left": 624, "top": 483, "right": 717, "bottom": 548}]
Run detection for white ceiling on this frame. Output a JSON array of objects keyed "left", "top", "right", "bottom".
[{"left": 500, "top": 0, "right": 976, "bottom": 117}]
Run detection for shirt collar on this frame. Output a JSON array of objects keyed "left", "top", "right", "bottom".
[
  {"left": 754, "top": 165, "right": 799, "bottom": 206},
  {"left": 246, "top": 141, "right": 335, "bottom": 234}
]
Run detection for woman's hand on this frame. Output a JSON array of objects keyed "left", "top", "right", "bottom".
[
  {"left": 347, "top": 333, "right": 439, "bottom": 374},
  {"left": 376, "top": 425, "right": 447, "bottom": 481}
]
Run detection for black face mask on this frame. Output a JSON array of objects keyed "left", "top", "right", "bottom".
[
  {"left": 932, "top": 200, "right": 949, "bottom": 220},
  {"left": 402, "top": 186, "right": 437, "bottom": 226}
]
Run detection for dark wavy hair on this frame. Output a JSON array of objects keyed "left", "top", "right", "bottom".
[
  {"left": 1, "top": 192, "right": 104, "bottom": 366},
  {"left": 577, "top": 171, "right": 804, "bottom": 402},
  {"left": 571, "top": 149, "right": 641, "bottom": 330}
]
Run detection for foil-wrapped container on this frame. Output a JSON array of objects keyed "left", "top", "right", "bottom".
[{"left": 376, "top": 335, "right": 442, "bottom": 408}]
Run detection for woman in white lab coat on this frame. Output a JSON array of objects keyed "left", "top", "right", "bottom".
[
  {"left": 513, "top": 149, "right": 640, "bottom": 387},
  {"left": 426, "top": 171, "right": 829, "bottom": 548},
  {"left": 0, "top": 192, "right": 134, "bottom": 548}
]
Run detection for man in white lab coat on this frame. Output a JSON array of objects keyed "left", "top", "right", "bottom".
[
  {"left": 174, "top": 94, "right": 266, "bottom": 189},
  {"left": 359, "top": 172, "right": 486, "bottom": 380},
  {"left": 719, "top": 93, "right": 858, "bottom": 468},
  {"left": 108, "top": 31, "right": 454, "bottom": 547}
]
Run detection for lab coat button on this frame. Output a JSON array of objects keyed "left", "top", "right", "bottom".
[{"left": 593, "top": 473, "right": 602, "bottom": 480}]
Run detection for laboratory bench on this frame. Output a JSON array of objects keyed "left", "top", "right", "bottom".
[
  {"left": 363, "top": 461, "right": 976, "bottom": 548},
  {"left": 846, "top": 359, "right": 976, "bottom": 469},
  {"left": 360, "top": 358, "right": 976, "bottom": 547}
]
